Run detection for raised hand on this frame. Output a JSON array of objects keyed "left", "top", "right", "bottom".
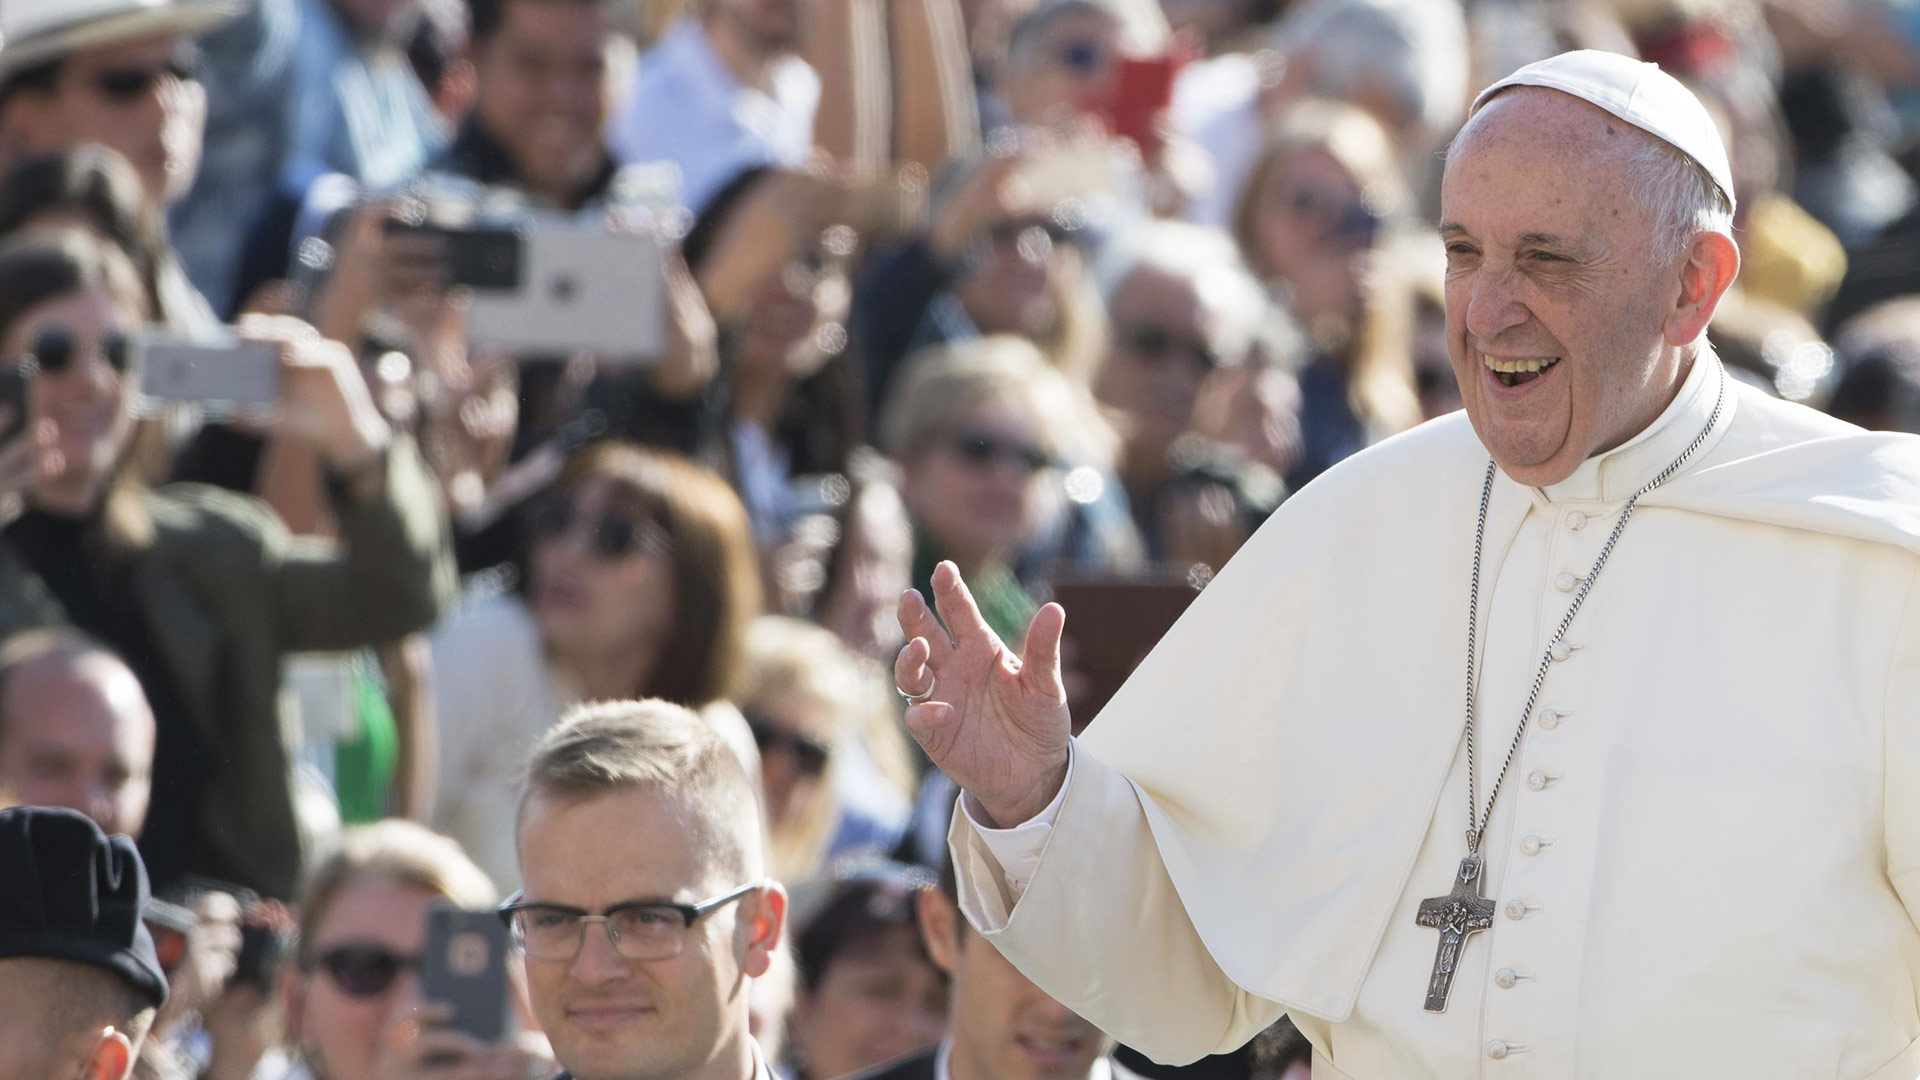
[{"left": 895, "top": 561, "right": 1072, "bottom": 828}]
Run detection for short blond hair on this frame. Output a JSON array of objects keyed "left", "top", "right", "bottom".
[
  {"left": 519, "top": 700, "right": 765, "bottom": 885},
  {"left": 881, "top": 336, "right": 1118, "bottom": 467},
  {"left": 296, "top": 821, "right": 496, "bottom": 955}
]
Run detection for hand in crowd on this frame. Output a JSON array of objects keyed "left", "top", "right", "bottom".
[
  {"left": 895, "top": 561, "right": 1072, "bottom": 828},
  {"left": 237, "top": 314, "right": 394, "bottom": 477},
  {"left": 0, "top": 414, "right": 60, "bottom": 524},
  {"left": 371, "top": 1003, "right": 556, "bottom": 1080},
  {"left": 693, "top": 169, "right": 850, "bottom": 323},
  {"left": 156, "top": 888, "right": 243, "bottom": 1033}
]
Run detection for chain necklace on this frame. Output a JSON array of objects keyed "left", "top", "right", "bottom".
[{"left": 1414, "top": 364, "right": 1726, "bottom": 1014}]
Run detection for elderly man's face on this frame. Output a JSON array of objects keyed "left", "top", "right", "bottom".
[{"left": 1439, "top": 90, "right": 1698, "bottom": 487}]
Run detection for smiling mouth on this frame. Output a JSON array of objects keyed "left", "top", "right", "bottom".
[{"left": 1484, "top": 355, "right": 1561, "bottom": 387}]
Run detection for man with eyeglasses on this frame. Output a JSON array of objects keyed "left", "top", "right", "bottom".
[
  {"left": 0, "top": 0, "right": 231, "bottom": 333},
  {"left": 508, "top": 699, "right": 787, "bottom": 1080}
]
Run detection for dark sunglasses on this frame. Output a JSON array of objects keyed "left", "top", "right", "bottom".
[
  {"left": 304, "top": 943, "right": 420, "bottom": 998},
  {"left": 24, "top": 328, "right": 132, "bottom": 375},
  {"left": 1280, "top": 186, "right": 1383, "bottom": 248},
  {"left": 949, "top": 431, "right": 1054, "bottom": 474},
  {"left": 86, "top": 50, "right": 199, "bottom": 103},
  {"left": 1122, "top": 324, "right": 1221, "bottom": 371},
  {"left": 1052, "top": 39, "right": 1107, "bottom": 76},
  {"left": 744, "top": 711, "right": 831, "bottom": 777},
  {"left": 531, "top": 499, "right": 666, "bottom": 560}
]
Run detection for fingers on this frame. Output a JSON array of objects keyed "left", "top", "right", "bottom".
[
  {"left": 896, "top": 587, "right": 951, "bottom": 656},
  {"left": 893, "top": 634, "right": 935, "bottom": 699},
  {"left": 1018, "top": 602, "right": 1068, "bottom": 704},
  {"left": 900, "top": 700, "right": 956, "bottom": 751},
  {"left": 930, "top": 561, "right": 1003, "bottom": 655}
]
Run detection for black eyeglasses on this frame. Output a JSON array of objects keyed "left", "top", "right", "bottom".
[
  {"left": 1121, "top": 324, "right": 1221, "bottom": 372},
  {"left": 85, "top": 52, "right": 199, "bottom": 103},
  {"left": 948, "top": 431, "right": 1054, "bottom": 474},
  {"left": 302, "top": 943, "right": 421, "bottom": 999},
  {"left": 744, "top": 711, "right": 831, "bottom": 777},
  {"left": 22, "top": 328, "right": 132, "bottom": 376},
  {"left": 497, "top": 883, "right": 762, "bottom": 964},
  {"left": 530, "top": 500, "right": 667, "bottom": 560}
]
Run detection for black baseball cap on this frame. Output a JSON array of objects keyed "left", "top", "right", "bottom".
[{"left": 0, "top": 806, "right": 168, "bottom": 1007}]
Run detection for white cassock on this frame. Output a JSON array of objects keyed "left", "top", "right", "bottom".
[{"left": 948, "top": 351, "right": 1920, "bottom": 1079}]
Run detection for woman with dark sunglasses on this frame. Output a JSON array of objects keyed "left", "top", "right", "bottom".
[
  {"left": 736, "top": 617, "right": 916, "bottom": 887},
  {"left": 0, "top": 228, "right": 451, "bottom": 901},
  {"left": 428, "top": 440, "right": 765, "bottom": 891},
  {"left": 277, "top": 819, "right": 554, "bottom": 1080}
]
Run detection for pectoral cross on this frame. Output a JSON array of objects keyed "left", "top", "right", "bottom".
[{"left": 1415, "top": 855, "right": 1495, "bottom": 1012}]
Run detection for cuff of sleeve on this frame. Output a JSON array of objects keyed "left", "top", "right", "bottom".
[{"left": 951, "top": 743, "right": 1076, "bottom": 920}]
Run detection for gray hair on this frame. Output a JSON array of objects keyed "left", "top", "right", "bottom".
[
  {"left": 1095, "top": 220, "right": 1281, "bottom": 368},
  {"left": 1624, "top": 134, "right": 1735, "bottom": 266}
]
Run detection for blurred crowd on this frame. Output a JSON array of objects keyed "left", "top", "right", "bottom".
[{"left": 1, "top": 0, "right": 1918, "bottom": 1075}]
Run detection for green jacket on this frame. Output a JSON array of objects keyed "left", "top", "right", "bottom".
[{"left": 0, "top": 438, "right": 455, "bottom": 898}]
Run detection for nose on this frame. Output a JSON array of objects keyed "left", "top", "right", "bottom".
[
  {"left": 1463, "top": 264, "right": 1529, "bottom": 346},
  {"left": 568, "top": 920, "right": 632, "bottom": 985}
]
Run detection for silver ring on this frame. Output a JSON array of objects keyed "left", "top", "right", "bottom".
[{"left": 897, "top": 674, "right": 936, "bottom": 706}]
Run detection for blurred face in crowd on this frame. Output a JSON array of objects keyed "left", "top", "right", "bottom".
[
  {"left": 815, "top": 482, "right": 914, "bottom": 656},
  {"left": 528, "top": 475, "right": 676, "bottom": 669},
  {"left": 901, "top": 396, "right": 1052, "bottom": 569},
  {"left": 1439, "top": 89, "right": 1734, "bottom": 487},
  {"left": 734, "top": 240, "right": 849, "bottom": 386},
  {"left": 1096, "top": 264, "right": 1227, "bottom": 461},
  {"left": 1, "top": 286, "right": 140, "bottom": 516},
  {"left": 1248, "top": 145, "right": 1377, "bottom": 331},
  {"left": 918, "top": 890, "right": 1104, "bottom": 1080},
  {"left": 709, "top": 0, "right": 807, "bottom": 58},
  {"left": 284, "top": 873, "right": 436, "bottom": 1080},
  {"left": 0, "top": 648, "right": 154, "bottom": 837},
  {"left": 472, "top": 0, "right": 617, "bottom": 205},
  {"left": 517, "top": 786, "right": 783, "bottom": 1080},
  {"left": 0, "top": 36, "right": 207, "bottom": 209},
  {"left": 791, "top": 924, "right": 948, "bottom": 1080},
  {"left": 956, "top": 221, "right": 1072, "bottom": 342},
  {"left": 1002, "top": 8, "right": 1120, "bottom": 127},
  {"left": 743, "top": 690, "right": 835, "bottom": 828}
]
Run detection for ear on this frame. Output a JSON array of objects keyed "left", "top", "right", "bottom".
[
  {"left": 1663, "top": 230, "right": 1740, "bottom": 347},
  {"left": 740, "top": 883, "right": 789, "bottom": 979},
  {"left": 915, "top": 887, "right": 961, "bottom": 977},
  {"left": 79, "top": 1027, "right": 133, "bottom": 1080}
]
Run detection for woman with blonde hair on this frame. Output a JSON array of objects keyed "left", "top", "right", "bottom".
[
  {"left": 429, "top": 440, "right": 764, "bottom": 889},
  {"left": 738, "top": 616, "right": 916, "bottom": 887},
  {"left": 1233, "top": 99, "right": 1423, "bottom": 488}
]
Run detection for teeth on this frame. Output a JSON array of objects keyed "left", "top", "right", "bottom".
[{"left": 1483, "top": 356, "right": 1561, "bottom": 374}]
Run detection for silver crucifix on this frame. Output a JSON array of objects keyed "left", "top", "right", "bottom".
[{"left": 1415, "top": 854, "right": 1496, "bottom": 1012}]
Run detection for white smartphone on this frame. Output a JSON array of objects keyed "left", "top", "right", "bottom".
[
  {"left": 135, "top": 330, "right": 281, "bottom": 413},
  {"left": 464, "top": 221, "right": 666, "bottom": 362}
]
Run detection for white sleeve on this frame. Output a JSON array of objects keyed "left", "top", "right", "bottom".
[{"left": 953, "top": 743, "right": 1076, "bottom": 907}]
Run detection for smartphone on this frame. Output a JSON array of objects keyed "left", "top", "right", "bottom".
[
  {"left": 468, "top": 224, "right": 667, "bottom": 361},
  {"left": 135, "top": 331, "right": 281, "bottom": 412},
  {"left": 420, "top": 905, "right": 510, "bottom": 1043},
  {"left": 0, "top": 362, "right": 29, "bottom": 445},
  {"left": 384, "top": 220, "right": 523, "bottom": 290},
  {"left": 1105, "top": 54, "right": 1184, "bottom": 152}
]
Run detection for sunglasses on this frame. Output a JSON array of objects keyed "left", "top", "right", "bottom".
[
  {"left": 85, "top": 53, "right": 199, "bottom": 104},
  {"left": 948, "top": 431, "right": 1054, "bottom": 474},
  {"left": 1276, "top": 185, "right": 1383, "bottom": 249},
  {"left": 744, "top": 711, "right": 831, "bottom": 777},
  {"left": 531, "top": 499, "right": 667, "bottom": 560},
  {"left": 1122, "top": 324, "right": 1221, "bottom": 371},
  {"left": 22, "top": 328, "right": 132, "bottom": 375},
  {"left": 304, "top": 943, "right": 421, "bottom": 998}
]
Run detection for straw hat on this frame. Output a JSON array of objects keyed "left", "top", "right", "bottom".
[{"left": 0, "top": 0, "right": 240, "bottom": 79}]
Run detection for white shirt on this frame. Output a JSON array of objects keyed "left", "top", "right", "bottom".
[
  {"left": 613, "top": 19, "right": 819, "bottom": 212},
  {"left": 951, "top": 350, "right": 1920, "bottom": 1078}
]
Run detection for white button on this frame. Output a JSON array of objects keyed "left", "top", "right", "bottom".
[
  {"left": 1566, "top": 510, "right": 1589, "bottom": 530},
  {"left": 1554, "top": 571, "right": 1579, "bottom": 592},
  {"left": 1505, "top": 899, "right": 1530, "bottom": 920},
  {"left": 1538, "top": 709, "right": 1565, "bottom": 730},
  {"left": 1527, "top": 770, "right": 1549, "bottom": 791},
  {"left": 1520, "top": 835, "right": 1544, "bottom": 855},
  {"left": 1494, "top": 967, "right": 1517, "bottom": 988},
  {"left": 1488, "top": 1040, "right": 1510, "bottom": 1059},
  {"left": 1550, "top": 641, "right": 1572, "bottom": 662}
]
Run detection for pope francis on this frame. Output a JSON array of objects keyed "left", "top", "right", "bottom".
[{"left": 892, "top": 50, "right": 1920, "bottom": 1080}]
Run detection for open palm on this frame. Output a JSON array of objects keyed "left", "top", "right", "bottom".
[{"left": 895, "top": 561, "right": 1072, "bottom": 827}]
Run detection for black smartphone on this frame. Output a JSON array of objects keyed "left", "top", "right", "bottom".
[
  {"left": 420, "top": 905, "right": 510, "bottom": 1042},
  {"left": 383, "top": 220, "right": 524, "bottom": 290},
  {"left": 0, "top": 362, "right": 30, "bottom": 445}
]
